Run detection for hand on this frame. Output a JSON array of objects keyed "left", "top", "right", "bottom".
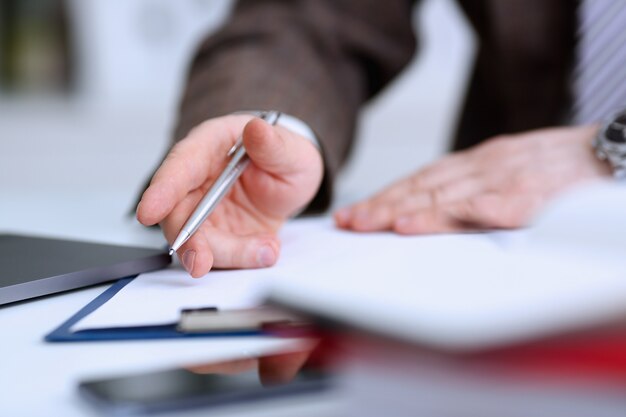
[
  {"left": 185, "top": 350, "right": 312, "bottom": 386},
  {"left": 186, "top": 358, "right": 258, "bottom": 375},
  {"left": 334, "top": 125, "right": 611, "bottom": 234},
  {"left": 137, "top": 115, "right": 323, "bottom": 277}
]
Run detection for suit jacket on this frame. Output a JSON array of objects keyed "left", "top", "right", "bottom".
[{"left": 171, "top": 0, "right": 577, "bottom": 212}]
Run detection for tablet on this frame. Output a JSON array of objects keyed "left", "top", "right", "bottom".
[{"left": 0, "top": 234, "right": 170, "bottom": 306}]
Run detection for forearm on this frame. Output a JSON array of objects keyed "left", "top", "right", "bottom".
[{"left": 173, "top": 0, "right": 417, "bottom": 211}]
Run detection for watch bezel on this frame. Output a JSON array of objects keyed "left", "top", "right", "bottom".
[{"left": 594, "top": 110, "right": 626, "bottom": 179}]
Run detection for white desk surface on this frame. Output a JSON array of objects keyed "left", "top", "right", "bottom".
[
  {"left": 0, "top": 85, "right": 449, "bottom": 415},
  {"left": 0, "top": 6, "right": 469, "bottom": 410},
  {"left": 0, "top": 191, "right": 343, "bottom": 417}
]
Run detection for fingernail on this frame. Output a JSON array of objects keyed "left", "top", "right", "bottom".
[
  {"left": 257, "top": 245, "right": 276, "bottom": 267},
  {"left": 135, "top": 200, "right": 145, "bottom": 221},
  {"left": 182, "top": 250, "right": 196, "bottom": 274}
]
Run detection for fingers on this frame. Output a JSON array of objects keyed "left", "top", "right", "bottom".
[
  {"left": 137, "top": 119, "right": 236, "bottom": 226},
  {"left": 259, "top": 351, "right": 312, "bottom": 385},
  {"left": 186, "top": 359, "right": 258, "bottom": 375},
  {"left": 166, "top": 225, "right": 280, "bottom": 277},
  {"left": 344, "top": 152, "right": 476, "bottom": 216},
  {"left": 445, "top": 193, "right": 543, "bottom": 229},
  {"left": 338, "top": 191, "right": 541, "bottom": 236},
  {"left": 335, "top": 152, "right": 479, "bottom": 231},
  {"left": 176, "top": 232, "right": 215, "bottom": 279},
  {"left": 176, "top": 228, "right": 279, "bottom": 277},
  {"left": 202, "top": 228, "right": 280, "bottom": 270},
  {"left": 392, "top": 207, "right": 463, "bottom": 235},
  {"left": 390, "top": 193, "right": 541, "bottom": 235},
  {"left": 412, "top": 150, "right": 477, "bottom": 189},
  {"left": 334, "top": 183, "right": 539, "bottom": 236},
  {"left": 166, "top": 225, "right": 280, "bottom": 278},
  {"left": 157, "top": 186, "right": 281, "bottom": 277},
  {"left": 337, "top": 174, "right": 489, "bottom": 232},
  {"left": 337, "top": 126, "right": 602, "bottom": 236},
  {"left": 158, "top": 192, "right": 214, "bottom": 277},
  {"left": 135, "top": 114, "right": 322, "bottom": 278}
]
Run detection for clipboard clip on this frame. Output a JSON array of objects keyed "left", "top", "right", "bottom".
[{"left": 177, "top": 306, "right": 310, "bottom": 334}]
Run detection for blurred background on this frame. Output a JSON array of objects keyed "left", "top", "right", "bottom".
[{"left": 0, "top": 0, "right": 474, "bottom": 242}]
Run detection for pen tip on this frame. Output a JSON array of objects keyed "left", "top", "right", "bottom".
[{"left": 168, "top": 248, "right": 175, "bottom": 256}]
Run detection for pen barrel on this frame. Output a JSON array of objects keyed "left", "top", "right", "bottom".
[
  {"left": 181, "top": 147, "right": 250, "bottom": 237},
  {"left": 173, "top": 111, "right": 280, "bottom": 250}
]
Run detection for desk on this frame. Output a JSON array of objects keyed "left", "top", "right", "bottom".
[
  {"left": 0, "top": 13, "right": 464, "bottom": 407},
  {"left": 0, "top": 87, "right": 445, "bottom": 414},
  {"left": 5, "top": 156, "right": 626, "bottom": 416},
  {"left": 0, "top": 191, "right": 342, "bottom": 417}
]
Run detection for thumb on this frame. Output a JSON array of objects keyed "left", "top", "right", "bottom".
[{"left": 242, "top": 117, "right": 308, "bottom": 176}]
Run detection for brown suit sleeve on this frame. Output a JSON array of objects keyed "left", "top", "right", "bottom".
[{"left": 173, "top": 0, "right": 417, "bottom": 213}]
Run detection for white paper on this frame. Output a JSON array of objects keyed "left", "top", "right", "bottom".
[
  {"left": 270, "top": 181, "right": 626, "bottom": 350},
  {"left": 72, "top": 219, "right": 499, "bottom": 332},
  {"left": 73, "top": 182, "right": 626, "bottom": 351}
]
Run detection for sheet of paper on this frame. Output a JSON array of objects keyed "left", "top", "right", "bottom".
[
  {"left": 71, "top": 219, "right": 500, "bottom": 332},
  {"left": 73, "top": 182, "right": 626, "bottom": 351},
  {"left": 269, "top": 182, "right": 626, "bottom": 350},
  {"left": 270, "top": 240, "right": 626, "bottom": 350}
]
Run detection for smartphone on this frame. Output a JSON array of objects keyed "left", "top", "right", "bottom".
[{"left": 78, "top": 351, "right": 334, "bottom": 415}]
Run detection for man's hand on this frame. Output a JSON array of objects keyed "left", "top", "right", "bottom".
[
  {"left": 334, "top": 125, "right": 611, "bottom": 234},
  {"left": 137, "top": 115, "right": 323, "bottom": 277},
  {"left": 186, "top": 350, "right": 312, "bottom": 386}
]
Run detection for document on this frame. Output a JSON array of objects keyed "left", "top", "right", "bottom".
[
  {"left": 73, "top": 182, "right": 626, "bottom": 351},
  {"left": 270, "top": 181, "right": 626, "bottom": 350},
  {"left": 72, "top": 221, "right": 500, "bottom": 332}
]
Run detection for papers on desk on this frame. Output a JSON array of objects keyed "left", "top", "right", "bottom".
[
  {"left": 71, "top": 221, "right": 496, "bottom": 333},
  {"left": 73, "top": 181, "right": 626, "bottom": 351}
]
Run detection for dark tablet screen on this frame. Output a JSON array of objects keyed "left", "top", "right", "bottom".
[{"left": 0, "top": 234, "right": 170, "bottom": 305}]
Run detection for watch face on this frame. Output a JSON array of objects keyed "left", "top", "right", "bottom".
[{"left": 606, "top": 114, "right": 626, "bottom": 144}]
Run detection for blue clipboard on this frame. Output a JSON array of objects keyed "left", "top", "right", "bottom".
[{"left": 45, "top": 277, "right": 261, "bottom": 343}]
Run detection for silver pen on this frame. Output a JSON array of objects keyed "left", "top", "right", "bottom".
[{"left": 169, "top": 111, "right": 282, "bottom": 255}]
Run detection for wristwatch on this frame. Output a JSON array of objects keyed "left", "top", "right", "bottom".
[{"left": 593, "top": 110, "right": 626, "bottom": 179}]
